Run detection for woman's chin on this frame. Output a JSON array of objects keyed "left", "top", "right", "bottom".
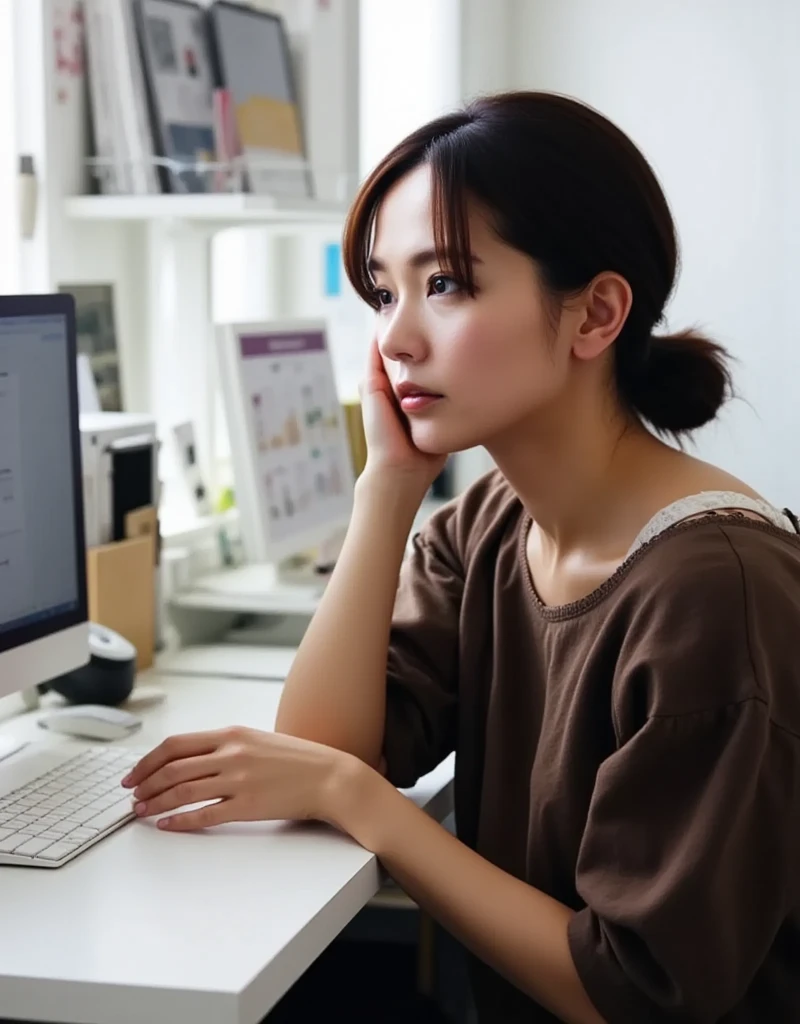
[{"left": 409, "top": 422, "right": 468, "bottom": 457}]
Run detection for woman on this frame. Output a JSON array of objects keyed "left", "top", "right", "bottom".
[{"left": 124, "top": 93, "right": 800, "bottom": 1023}]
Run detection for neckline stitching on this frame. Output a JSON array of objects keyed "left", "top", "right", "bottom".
[{"left": 519, "top": 514, "right": 800, "bottom": 622}]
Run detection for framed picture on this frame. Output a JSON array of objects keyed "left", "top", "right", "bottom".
[
  {"left": 58, "top": 283, "right": 123, "bottom": 412},
  {"left": 208, "top": 2, "right": 312, "bottom": 199},
  {"left": 133, "top": 0, "right": 216, "bottom": 193},
  {"left": 216, "top": 319, "right": 354, "bottom": 564}
]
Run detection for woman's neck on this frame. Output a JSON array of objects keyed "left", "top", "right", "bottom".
[{"left": 486, "top": 400, "right": 680, "bottom": 558}]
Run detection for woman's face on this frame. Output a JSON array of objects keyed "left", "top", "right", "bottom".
[{"left": 369, "top": 164, "right": 579, "bottom": 456}]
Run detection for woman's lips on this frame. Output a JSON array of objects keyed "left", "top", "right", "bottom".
[{"left": 399, "top": 391, "right": 443, "bottom": 413}]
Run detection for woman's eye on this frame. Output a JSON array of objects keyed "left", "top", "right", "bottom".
[
  {"left": 429, "top": 275, "right": 460, "bottom": 296},
  {"left": 375, "top": 288, "right": 394, "bottom": 308}
]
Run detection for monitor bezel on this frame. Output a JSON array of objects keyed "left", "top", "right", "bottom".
[{"left": 0, "top": 293, "right": 89, "bottom": 657}]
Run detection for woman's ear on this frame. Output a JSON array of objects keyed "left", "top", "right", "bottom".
[{"left": 572, "top": 272, "right": 632, "bottom": 362}]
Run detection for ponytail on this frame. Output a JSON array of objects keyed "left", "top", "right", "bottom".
[{"left": 617, "top": 329, "right": 733, "bottom": 439}]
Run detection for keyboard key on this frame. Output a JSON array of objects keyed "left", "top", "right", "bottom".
[
  {"left": 86, "top": 800, "right": 134, "bottom": 832},
  {"left": 7, "top": 817, "right": 35, "bottom": 829},
  {"left": 59, "top": 817, "right": 85, "bottom": 829},
  {"left": 36, "top": 841, "right": 82, "bottom": 862},
  {"left": 0, "top": 834, "right": 29, "bottom": 853},
  {"left": 36, "top": 798, "right": 65, "bottom": 811},
  {"left": 18, "top": 824, "right": 49, "bottom": 837},
  {"left": 15, "top": 837, "right": 58, "bottom": 857},
  {"left": 70, "top": 806, "right": 99, "bottom": 825},
  {"left": 42, "top": 823, "right": 70, "bottom": 836},
  {"left": 68, "top": 827, "right": 99, "bottom": 842}
]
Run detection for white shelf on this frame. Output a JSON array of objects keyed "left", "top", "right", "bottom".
[{"left": 63, "top": 193, "right": 348, "bottom": 226}]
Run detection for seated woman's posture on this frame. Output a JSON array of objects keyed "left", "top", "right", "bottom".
[{"left": 124, "top": 93, "right": 800, "bottom": 1023}]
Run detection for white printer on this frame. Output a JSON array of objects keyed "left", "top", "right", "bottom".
[{"left": 80, "top": 412, "right": 159, "bottom": 547}]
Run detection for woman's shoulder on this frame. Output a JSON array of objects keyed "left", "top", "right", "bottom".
[
  {"left": 610, "top": 516, "right": 800, "bottom": 732},
  {"left": 622, "top": 513, "right": 800, "bottom": 599}
]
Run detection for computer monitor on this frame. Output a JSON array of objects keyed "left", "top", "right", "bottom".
[
  {"left": 0, "top": 295, "right": 89, "bottom": 697},
  {"left": 216, "top": 319, "right": 355, "bottom": 569}
]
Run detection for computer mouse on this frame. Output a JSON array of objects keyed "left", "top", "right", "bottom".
[{"left": 38, "top": 704, "right": 142, "bottom": 742}]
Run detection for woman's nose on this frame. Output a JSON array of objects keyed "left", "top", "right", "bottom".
[{"left": 378, "top": 307, "right": 429, "bottom": 365}]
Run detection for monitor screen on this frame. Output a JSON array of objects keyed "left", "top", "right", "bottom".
[{"left": 0, "top": 298, "right": 87, "bottom": 654}]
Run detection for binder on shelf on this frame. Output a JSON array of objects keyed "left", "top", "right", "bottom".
[
  {"left": 207, "top": 2, "right": 312, "bottom": 200},
  {"left": 133, "top": 0, "right": 218, "bottom": 194},
  {"left": 113, "top": 0, "right": 161, "bottom": 195},
  {"left": 84, "top": 0, "right": 160, "bottom": 196},
  {"left": 84, "top": 0, "right": 123, "bottom": 194}
]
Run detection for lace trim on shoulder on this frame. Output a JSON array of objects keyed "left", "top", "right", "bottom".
[{"left": 626, "top": 491, "right": 796, "bottom": 558}]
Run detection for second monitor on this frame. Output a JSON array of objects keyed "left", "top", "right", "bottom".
[{"left": 216, "top": 319, "right": 355, "bottom": 589}]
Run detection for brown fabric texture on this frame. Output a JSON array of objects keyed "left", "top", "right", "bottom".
[{"left": 383, "top": 471, "right": 800, "bottom": 1023}]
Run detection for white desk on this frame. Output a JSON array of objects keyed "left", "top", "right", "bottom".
[
  {"left": 154, "top": 643, "right": 298, "bottom": 682},
  {"left": 0, "top": 672, "right": 454, "bottom": 1024}
]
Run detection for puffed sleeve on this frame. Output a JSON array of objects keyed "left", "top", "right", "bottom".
[
  {"left": 381, "top": 512, "right": 464, "bottom": 788},
  {"left": 568, "top": 691, "right": 800, "bottom": 1022}
]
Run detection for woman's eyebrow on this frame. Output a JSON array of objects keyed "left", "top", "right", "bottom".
[{"left": 367, "top": 249, "right": 482, "bottom": 274}]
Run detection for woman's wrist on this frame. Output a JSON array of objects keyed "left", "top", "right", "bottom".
[
  {"left": 338, "top": 473, "right": 422, "bottom": 568},
  {"left": 320, "top": 749, "right": 392, "bottom": 843},
  {"left": 354, "top": 468, "right": 429, "bottom": 521}
]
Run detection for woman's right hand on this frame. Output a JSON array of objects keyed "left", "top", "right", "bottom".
[{"left": 359, "top": 339, "right": 447, "bottom": 494}]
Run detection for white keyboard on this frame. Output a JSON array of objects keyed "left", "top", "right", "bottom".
[{"left": 0, "top": 745, "right": 142, "bottom": 868}]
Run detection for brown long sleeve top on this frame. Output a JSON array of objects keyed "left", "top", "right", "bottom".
[{"left": 382, "top": 470, "right": 800, "bottom": 1023}]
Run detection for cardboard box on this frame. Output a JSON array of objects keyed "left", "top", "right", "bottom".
[{"left": 86, "top": 530, "right": 156, "bottom": 671}]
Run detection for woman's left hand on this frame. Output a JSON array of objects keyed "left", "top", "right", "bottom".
[{"left": 120, "top": 727, "right": 356, "bottom": 832}]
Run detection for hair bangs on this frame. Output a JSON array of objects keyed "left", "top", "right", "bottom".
[
  {"left": 429, "top": 138, "right": 477, "bottom": 297},
  {"left": 341, "top": 165, "right": 390, "bottom": 310},
  {"left": 342, "top": 115, "right": 477, "bottom": 310}
]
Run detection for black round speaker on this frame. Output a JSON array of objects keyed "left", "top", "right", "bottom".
[{"left": 39, "top": 623, "right": 137, "bottom": 707}]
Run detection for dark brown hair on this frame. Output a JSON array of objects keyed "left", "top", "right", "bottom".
[{"left": 342, "top": 91, "right": 732, "bottom": 439}]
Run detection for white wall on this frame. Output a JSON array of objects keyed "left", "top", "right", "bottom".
[
  {"left": 512, "top": 0, "right": 800, "bottom": 509},
  {"left": 0, "top": 0, "right": 18, "bottom": 293},
  {"left": 359, "top": 0, "right": 461, "bottom": 176},
  {"left": 459, "top": 0, "right": 512, "bottom": 101}
]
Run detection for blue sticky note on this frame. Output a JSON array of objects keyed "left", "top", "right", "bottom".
[{"left": 324, "top": 242, "right": 341, "bottom": 297}]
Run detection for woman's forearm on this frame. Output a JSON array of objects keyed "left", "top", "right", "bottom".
[
  {"left": 275, "top": 473, "right": 423, "bottom": 770},
  {"left": 334, "top": 763, "right": 606, "bottom": 1024}
]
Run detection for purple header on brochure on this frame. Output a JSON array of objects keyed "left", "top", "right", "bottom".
[{"left": 240, "top": 331, "right": 325, "bottom": 358}]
